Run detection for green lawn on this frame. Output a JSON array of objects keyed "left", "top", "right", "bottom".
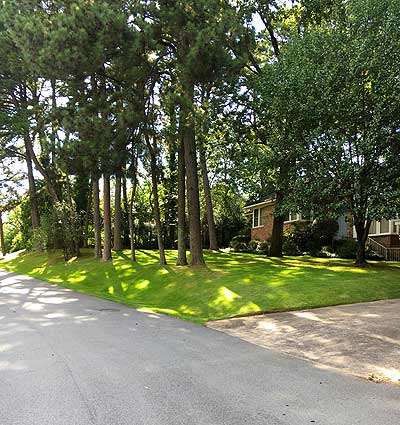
[{"left": 1, "top": 249, "right": 400, "bottom": 323}]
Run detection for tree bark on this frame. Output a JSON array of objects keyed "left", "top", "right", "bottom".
[
  {"left": 124, "top": 175, "right": 136, "bottom": 262},
  {"left": 102, "top": 174, "right": 112, "bottom": 261},
  {"left": 176, "top": 132, "right": 188, "bottom": 266},
  {"left": 82, "top": 181, "right": 92, "bottom": 249},
  {"left": 354, "top": 219, "right": 371, "bottom": 267},
  {"left": 181, "top": 81, "right": 205, "bottom": 266},
  {"left": 113, "top": 171, "right": 123, "bottom": 252},
  {"left": 0, "top": 212, "right": 6, "bottom": 257},
  {"left": 146, "top": 136, "right": 167, "bottom": 265},
  {"left": 93, "top": 177, "right": 102, "bottom": 258},
  {"left": 199, "top": 144, "right": 218, "bottom": 251},
  {"left": 270, "top": 191, "right": 284, "bottom": 257},
  {"left": 24, "top": 133, "right": 59, "bottom": 205},
  {"left": 24, "top": 135, "right": 40, "bottom": 229}
]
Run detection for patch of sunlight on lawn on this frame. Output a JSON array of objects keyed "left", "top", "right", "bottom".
[
  {"left": 135, "top": 280, "right": 150, "bottom": 290},
  {"left": 178, "top": 304, "right": 199, "bottom": 315},
  {"left": 138, "top": 307, "right": 180, "bottom": 317},
  {"left": 210, "top": 286, "right": 240, "bottom": 308},
  {"left": 32, "top": 266, "right": 46, "bottom": 274},
  {"left": 69, "top": 275, "right": 87, "bottom": 283},
  {"left": 269, "top": 279, "right": 287, "bottom": 287},
  {"left": 49, "top": 278, "right": 64, "bottom": 283},
  {"left": 237, "top": 302, "right": 261, "bottom": 315}
]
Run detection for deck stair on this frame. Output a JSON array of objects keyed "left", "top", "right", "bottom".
[{"left": 368, "top": 237, "right": 400, "bottom": 261}]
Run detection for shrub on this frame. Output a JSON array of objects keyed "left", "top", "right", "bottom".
[
  {"left": 31, "top": 227, "right": 48, "bottom": 252},
  {"left": 231, "top": 241, "right": 248, "bottom": 252},
  {"left": 282, "top": 219, "right": 340, "bottom": 257},
  {"left": 282, "top": 223, "right": 311, "bottom": 255},
  {"left": 248, "top": 239, "right": 259, "bottom": 252},
  {"left": 311, "top": 219, "right": 339, "bottom": 248},
  {"left": 256, "top": 240, "right": 270, "bottom": 254},
  {"left": 229, "top": 235, "right": 250, "bottom": 252},
  {"left": 335, "top": 239, "right": 358, "bottom": 259},
  {"left": 247, "top": 239, "right": 270, "bottom": 255},
  {"left": 282, "top": 235, "right": 301, "bottom": 255},
  {"left": 229, "top": 235, "right": 249, "bottom": 252}
]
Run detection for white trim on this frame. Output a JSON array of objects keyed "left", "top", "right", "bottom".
[
  {"left": 244, "top": 199, "right": 275, "bottom": 210},
  {"left": 353, "top": 218, "right": 400, "bottom": 238},
  {"left": 284, "top": 219, "right": 309, "bottom": 224}
]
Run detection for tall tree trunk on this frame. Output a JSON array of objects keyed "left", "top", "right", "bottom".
[
  {"left": 124, "top": 175, "right": 136, "bottom": 262},
  {"left": 24, "top": 136, "right": 40, "bottom": 229},
  {"left": 0, "top": 212, "right": 6, "bottom": 257},
  {"left": 113, "top": 171, "right": 123, "bottom": 252},
  {"left": 93, "top": 176, "right": 102, "bottom": 258},
  {"left": 355, "top": 219, "right": 371, "bottom": 267},
  {"left": 121, "top": 175, "right": 130, "bottom": 247},
  {"left": 182, "top": 81, "right": 205, "bottom": 266},
  {"left": 24, "top": 133, "right": 59, "bottom": 204},
  {"left": 82, "top": 181, "right": 92, "bottom": 249},
  {"left": 176, "top": 133, "right": 188, "bottom": 266},
  {"left": 146, "top": 137, "right": 167, "bottom": 265},
  {"left": 270, "top": 191, "right": 284, "bottom": 257},
  {"left": 65, "top": 174, "right": 81, "bottom": 258},
  {"left": 199, "top": 144, "right": 218, "bottom": 251},
  {"left": 102, "top": 174, "right": 112, "bottom": 261}
]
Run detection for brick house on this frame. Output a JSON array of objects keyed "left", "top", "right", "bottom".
[{"left": 244, "top": 195, "right": 400, "bottom": 248}]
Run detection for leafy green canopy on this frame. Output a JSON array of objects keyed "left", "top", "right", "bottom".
[{"left": 266, "top": 0, "right": 400, "bottom": 222}]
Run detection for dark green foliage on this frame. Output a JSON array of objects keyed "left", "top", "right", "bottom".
[
  {"left": 282, "top": 219, "right": 339, "bottom": 256},
  {"left": 229, "top": 234, "right": 249, "bottom": 252},
  {"left": 42, "top": 201, "right": 82, "bottom": 260},
  {"left": 311, "top": 219, "right": 339, "bottom": 248},
  {"left": 334, "top": 239, "right": 359, "bottom": 259},
  {"left": 282, "top": 224, "right": 311, "bottom": 255},
  {"left": 248, "top": 239, "right": 270, "bottom": 255}
]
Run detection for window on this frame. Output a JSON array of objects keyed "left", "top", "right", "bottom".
[
  {"left": 253, "top": 208, "right": 259, "bottom": 227},
  {"left": 253, "top": 207, "right": 265, "bottom": 228},
  {"left": 283, "top": 211, "right": 312, "bottom": 222},
  {"left": 259, "top": 207, "right": 265, "bottom": 225},
  {"left": 286, "top": 212, "right": 300, "bottom": 222}
]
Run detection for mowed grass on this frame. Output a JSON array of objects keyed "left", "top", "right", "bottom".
[{"left": 1, "top": 249, "right": 400, "bottom": 323}]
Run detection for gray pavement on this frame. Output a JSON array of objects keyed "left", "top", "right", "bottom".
[
  {"left": 0, "top": 269, "right": 399, "bottom": 425},
  {"left": 208, "top": 300, "right": 400, "bottom": 384}
]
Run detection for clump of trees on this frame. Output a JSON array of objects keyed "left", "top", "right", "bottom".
[{"left": 0, "top": 0, "right": 399, "bottom": 267}]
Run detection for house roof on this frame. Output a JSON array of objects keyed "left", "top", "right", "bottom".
[{"left": 244, "top": 193, "right": 276, "bottom": 209}]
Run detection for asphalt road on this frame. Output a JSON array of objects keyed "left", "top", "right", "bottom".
[{"left": 1, "top": 269, "right": 399, "bottom": 425}]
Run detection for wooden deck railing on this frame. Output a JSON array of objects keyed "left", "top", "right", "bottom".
[{"left": 368, "top": 237, "right": 400, "bottom": 261}]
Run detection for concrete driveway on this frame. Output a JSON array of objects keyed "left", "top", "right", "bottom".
[
  {"left": 1, "top": 269, "right": 399, "bottom": 425},
  {"left": 208, "top": 300, "right": 400, "bottom": 384}
]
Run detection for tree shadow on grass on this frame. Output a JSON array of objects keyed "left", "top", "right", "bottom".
[{"left": 2, "top": 249, "right": 400, "bottom": 323}]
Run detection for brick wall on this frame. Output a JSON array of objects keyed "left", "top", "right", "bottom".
[{"left": 250, "top": 204, "right": 275, "bottom": 241}]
